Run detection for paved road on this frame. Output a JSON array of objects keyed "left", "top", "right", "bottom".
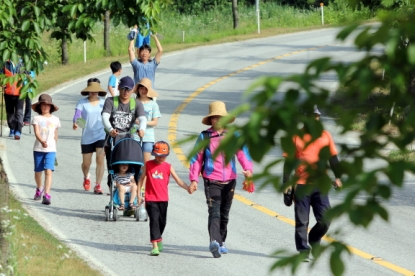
[{"left": 1, "top": 27, "right": 415, "bottom": 276}]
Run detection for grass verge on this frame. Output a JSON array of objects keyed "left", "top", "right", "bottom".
[{"left": 3, "top": 194, "right": 101, "bottom": 276}]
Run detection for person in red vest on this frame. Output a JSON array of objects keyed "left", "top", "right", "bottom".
[{"left": 3, "top": 60, "right": 24, "bottom": 139}]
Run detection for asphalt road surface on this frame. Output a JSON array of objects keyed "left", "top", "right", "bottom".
[{"left": 1, "top": 26, "right": 415, "bottom": 276}]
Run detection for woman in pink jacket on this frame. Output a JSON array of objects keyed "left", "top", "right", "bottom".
[{"left": 189, "top": 101, "right": 253, "bottom": 258}]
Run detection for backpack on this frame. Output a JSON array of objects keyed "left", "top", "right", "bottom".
[
  {"left": 200, "top": 130, "right": 227, "bottom": 174},
  {"left": 3, "top": 60, "right": 23, "bottom": 96}
]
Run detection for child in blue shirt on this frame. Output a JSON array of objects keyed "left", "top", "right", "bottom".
[{"left": 107, "top": 61, "right": 122, "bottom": 97}]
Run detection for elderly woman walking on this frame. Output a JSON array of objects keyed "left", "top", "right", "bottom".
[
  {"left": 73, "top": 78, "right": 106, "bottom": 194},
  {"left": 189, "top": 101, "right": 254, "bottom": 258}
]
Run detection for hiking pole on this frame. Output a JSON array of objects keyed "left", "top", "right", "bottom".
[{"left": 0, "top": 90, "right": 3, "bottom": 137}]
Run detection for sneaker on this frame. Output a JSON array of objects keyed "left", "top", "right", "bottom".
[
  {"left": 23, "top": 121, "right": 30, "bottom": 126},
  {"left": 42, "top": 194, "right": 51, "bottom": 205},
  {"left": 14, "top": 130, "right": 21, "bottom": 140},
  {"left": 94, "top": 184, "right": 103, "bottom": 194},
  {"left": 150, "top": 248, "right": 160, "bottom": 256},
  {"left": 283, "top": 188, "right": 294, "bottom": 207},
  {"left": 220, "top": 243, "right": 228, "bottom": 254},
  {"left": 209, "top": 240, "right": 221, "bottom": 258},
  {"left": 8, "top": 130, "right": 15, "bottom": 137},
  {"left": 34, "top": 188, "right": 43, "bottom": 200},
  {"left": 83, "top": 178, "right": 90, "bottom": 191},
  {"left": 157, "top": 242, "right": 163, "bottom": 252}
]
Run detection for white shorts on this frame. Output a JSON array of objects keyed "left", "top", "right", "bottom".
[{"left": 119, "top": 185, "right": 131, "bottom": 193}]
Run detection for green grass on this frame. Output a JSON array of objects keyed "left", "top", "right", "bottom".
[
  {"left": 1, "top": 195, "right": 101, "bottom": 276},
  {"left": 388, "top": 149, "right": 415, "bottom": 162}
]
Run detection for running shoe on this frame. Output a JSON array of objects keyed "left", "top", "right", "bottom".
[
  {"left": 220, "top": 242, "right": 228, "bottom": 254},
  {"left": 42, "top": 194, "right": 51, "bottom": 205},
  {"left": 14, "top": 130, "right": 21, "bottom": 140},
  {"left": 94, "top": 184, "right": 103, "bottom": 194},
  {"left": 151, "top": 248, "right": 160, "bottom": 256},
  {"left": 209, "top": 240, "right": 221, "bottom": 258},
  {"left": 34, "top": 187, "right": 43, "bottom": 200},
  {"left": 83, "top": 178, "right": 90, "bottom": 191},
  {"left": 8, "top": 130, "right": 15, "bottom": 137}
]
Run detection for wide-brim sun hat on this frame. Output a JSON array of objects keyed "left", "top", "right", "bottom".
[
  {"left": 202, "top": 101, "right": 235, "bottom": 125},
  {"left": 31, "top": 94, "right": 59, "bottom": 112},
  {"left": 81, "top": 81, "right": 107, "bottom": 97},
  {"left": 137, "top": 78, "right": 158, "bottom": 98}
]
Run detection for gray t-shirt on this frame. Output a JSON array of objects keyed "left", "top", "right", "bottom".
[{"left": 102, "top": 97, "right": 145, "bottom": 133}]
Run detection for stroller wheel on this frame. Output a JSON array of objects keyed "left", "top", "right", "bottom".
[
  {"left": 113, "top": 208, "right": 118, "bottom": 221},
  {"left": 105, "top": 206, "right": 109, "bottom": 221},
  {"left": 135, "top": 208, "right": 139, "bottom": 221}
]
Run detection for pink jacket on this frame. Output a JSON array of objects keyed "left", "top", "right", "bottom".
[{"left": 189, "top": 128, "right": 253, "bottom": 182}]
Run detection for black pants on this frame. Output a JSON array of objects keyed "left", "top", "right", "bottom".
[
  {"left": 4, "top": 94, "right": 24, "bottom": 133},
  {"left": 203, "top": 178, "right": 236, "bottom": 245},
  {"left": 146, "top": 201, "right": 168, "bottom": 242},
  {"left": 294, "top": 184, "right": 331, "bottom": 252},
  {"left": 24, "top": 95, "right": 31, "bottom": 123}
]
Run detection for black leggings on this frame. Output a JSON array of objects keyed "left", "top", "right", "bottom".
[{"left": 146, "top": 201, "right": 168, "bottom": 242}]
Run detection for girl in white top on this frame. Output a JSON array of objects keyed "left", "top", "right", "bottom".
[
  {"left": 73, "top": 78, "right": 107, "bottom": 194},
  {"left": 31, "top": 94, "right": 61, "bottom": 205}
]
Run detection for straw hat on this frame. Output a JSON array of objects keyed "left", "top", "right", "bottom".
[
  {"left": 31, "top": 94, "right": 59, "bottom": 112},
  {"left": 137, "top": 78, "right": 158, "bottom": 98},
  {"left": 81, "top": 82, "right": 107, "bottom": 97},
  {"left": 202, "top": 101, "right": 235, "bottom": 125}
]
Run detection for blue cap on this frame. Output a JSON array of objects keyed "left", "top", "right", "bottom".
[
  {"left": 127, "top": 30, "right": 137, "bottom": 41},
  {"left": 119, "top": 76, "right": 135, "bottom": 91}
]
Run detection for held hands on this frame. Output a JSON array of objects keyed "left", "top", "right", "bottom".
[{"left": 189, "top": 181, "right": 198, "bottom": 194}]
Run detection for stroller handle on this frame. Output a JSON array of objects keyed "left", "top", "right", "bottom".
[{"left": 98, "top": 131, "right": 143, "bottom": 156}]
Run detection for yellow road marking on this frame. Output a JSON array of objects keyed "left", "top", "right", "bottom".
[{"left": 167, "top": 46, "right": 415, "bottom": 276}]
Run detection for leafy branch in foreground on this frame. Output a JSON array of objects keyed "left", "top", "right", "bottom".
[{"left": 195, "top": 1, "right": 415, "bottom": 275}]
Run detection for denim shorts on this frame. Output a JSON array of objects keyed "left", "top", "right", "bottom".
[
  {"left": 34, "top": 151, "right": 56, "bottom": 172},
  {"left": 142, "top": 142, "right": 154, "bottom": 153}
]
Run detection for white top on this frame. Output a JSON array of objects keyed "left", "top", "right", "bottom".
[{"left": 32, "top": 115, "right": 61, "bottom": 152}]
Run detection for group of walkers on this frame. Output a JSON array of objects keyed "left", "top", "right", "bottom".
[{"left": 4, "top": 27, "right": 342, "bottom": 261}]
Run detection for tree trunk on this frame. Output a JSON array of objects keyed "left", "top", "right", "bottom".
[
  {"left": 61, "top": 35, "right": 69, "bottom": 65},
  {"left": 232, "top": 0, "right": 239, "bottom": 29},
  {"left": 104, "top": 10, "right": 111, "bottom": 56},
  {"left": 0, "top": 158, "right": 9, "bottom": 268}
]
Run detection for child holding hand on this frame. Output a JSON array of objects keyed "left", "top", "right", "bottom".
[{"left": 138, "top": 141, "right": 191, "bottom": 256}]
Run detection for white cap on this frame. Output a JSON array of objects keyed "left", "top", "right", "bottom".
[{"left": 314, "top": 105, "right": 321, "bottom": 116}]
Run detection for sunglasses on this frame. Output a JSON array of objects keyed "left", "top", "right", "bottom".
[{"left": 87, "top": 78, "right": 100, "bottom": 84}]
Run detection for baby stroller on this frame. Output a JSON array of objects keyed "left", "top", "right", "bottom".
[{"left": 105, "top": 134, "right": 144, "bottom": 221}]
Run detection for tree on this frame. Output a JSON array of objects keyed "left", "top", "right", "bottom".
[
  {"left": 104, "top": 10, "right": 111, "bottom": 55},
  {"left": 187, "top": 1, "right": 415, "bottom": 275},
  {"left": 232, "top": 0, "right": 239, "bottom": 29}
]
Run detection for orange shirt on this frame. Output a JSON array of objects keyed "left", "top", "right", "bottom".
[{"left": 283, "top": 130, "right": 337, "bottom": 185}]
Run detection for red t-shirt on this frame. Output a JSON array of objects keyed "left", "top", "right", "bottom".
[
  {"left": 144, "top": 160, "right": 171, "bottom": 201},
  {"left": 283, "top": 130, "right": 338, "bottom": 184}
]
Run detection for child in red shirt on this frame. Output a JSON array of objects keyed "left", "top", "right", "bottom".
[{"left": 138, "top": 141, "right": 191, "bottom": 256}]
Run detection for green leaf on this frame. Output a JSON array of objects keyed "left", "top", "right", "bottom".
[
  {"left": 2, "top": 49, "right": 10, "bottom": 62},
  {"left": 0, "top": 41, "right": 6, "bottom": 50},
  {"left": 33, "top": 6, "right": 40, "bottom": 18},
  {"left": 330, "top": 251, "right": 345, "bottom": 276},
  {"left": 408, "top": 45, "right": 415, "bottom": 65},
  {"left": 22, "top": 20, "right": 31, "bottom": 31},
  {"left": 33, "top": 22, "right": 41, "bottom": 35},
  {"left": 78, "top": 4, "right": 84, "bottom": 13},
  {"left": 21, "top": 6, "right": 31, "bottom": 16},
  {"left": 70, "top": 5, "right": 77, "bottom": 18}
]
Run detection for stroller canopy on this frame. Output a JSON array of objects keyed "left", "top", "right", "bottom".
[{"left": 110, "top": 137, "right": 144, "bottom": 167}]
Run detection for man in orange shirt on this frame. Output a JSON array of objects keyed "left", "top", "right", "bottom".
[{"left": 282, "top": 106, "right": 342, "bottom": 262}]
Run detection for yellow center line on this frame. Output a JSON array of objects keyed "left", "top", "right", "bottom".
[{"left": 167, "top": 46, "right": 415, "bottom": 276}]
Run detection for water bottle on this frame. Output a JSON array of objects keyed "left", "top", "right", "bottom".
[{"left": 138, "top": 202, "right": 148, "bottom": 221}]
